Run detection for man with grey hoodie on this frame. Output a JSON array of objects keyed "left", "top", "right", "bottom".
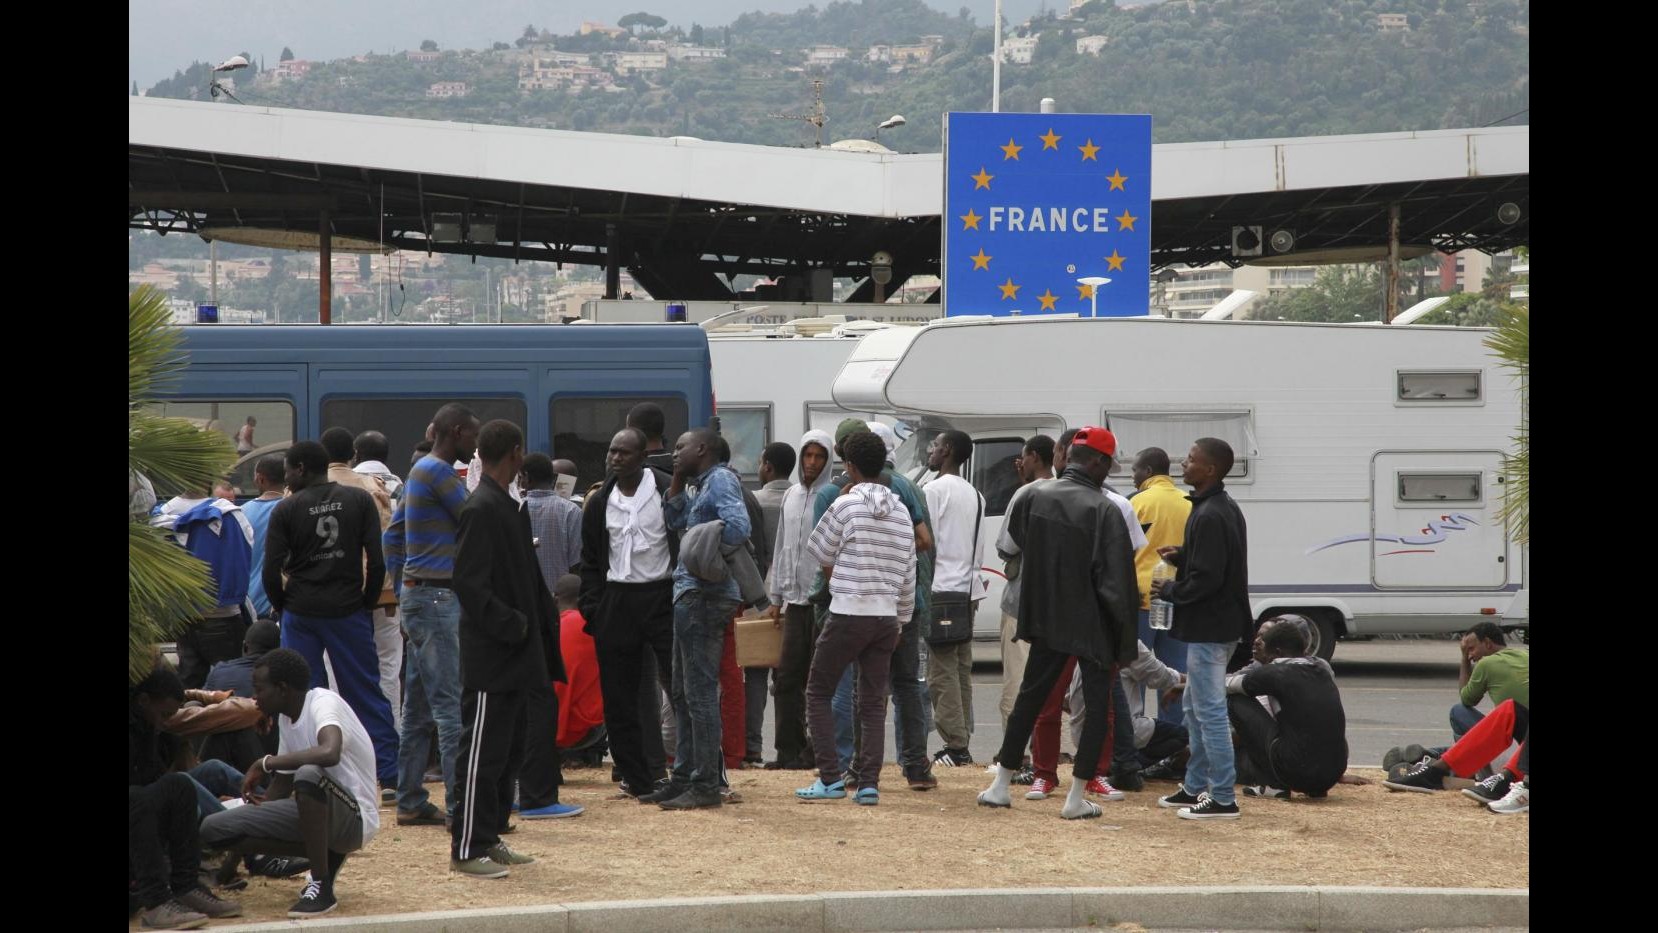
[{"left": 763, "top": 428, "right": 834, "bottom": 769}]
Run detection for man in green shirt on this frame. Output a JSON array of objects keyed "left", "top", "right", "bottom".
[{"left": 1454, "top": 621, "right": 1529, "bottom": 739}]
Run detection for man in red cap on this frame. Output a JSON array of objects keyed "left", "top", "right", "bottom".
[{"left": 978, "top": 427, "right": 1139, "bottom": 820}]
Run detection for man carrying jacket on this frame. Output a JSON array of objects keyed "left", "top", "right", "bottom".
[
  {"left": 1151, "top": 437, "right": 1252, "bottom": 821},
  {"left": 979, "top": 427, "right": 1139, "bottom": 820},
  {"left": 449, "top": 420, "right": 565, "bottom": 878},
  {"left": 578, "top": 427, "right": 679, "bottom": 800}
]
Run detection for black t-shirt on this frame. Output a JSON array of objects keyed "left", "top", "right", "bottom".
[
  {"left": 1240, "top": 659, "right": 1348, "bottom": 784},
  {"left": 264, "top": 481, "right": 385, "bottom": 618}
]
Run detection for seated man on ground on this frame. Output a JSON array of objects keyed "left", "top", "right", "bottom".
[
  {"left": 553, "top": 573, "right": 608, "bottom": 766},
  {"left": 1383, "top": 697, "right": 1528, "bottom": 809},
  {"left": 200, "top": 649, "right": 382, "bottom": 918},
  {"left": 1223, "top": 616, "right": 1348, "bottom": 800},
  {"left": 129, "top": 664, "right": 243, "bottom": 929}
]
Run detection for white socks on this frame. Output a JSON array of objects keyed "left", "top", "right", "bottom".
[
  {"left": 978, "top": 764, "right": 1015, "bottom": 807},
  {"left": 1059, "top": 778, "right": 1093, "bottom": 818}
]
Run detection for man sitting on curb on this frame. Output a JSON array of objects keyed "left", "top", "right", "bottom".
[{"left": 200, "top": 649, "right": 381, "bottom": 918}]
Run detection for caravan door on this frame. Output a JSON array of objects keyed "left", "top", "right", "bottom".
[{"left": 1370, "top": 451, "right": 1510, "bottom": 590}]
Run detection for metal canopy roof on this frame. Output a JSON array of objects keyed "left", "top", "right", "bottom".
[{"left": 128, "top": 98, "right": 1528, "bottom": 300}]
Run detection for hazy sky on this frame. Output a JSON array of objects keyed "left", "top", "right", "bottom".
[{"left": 128, "top": 0, "right": 1061, "bottom": 89}]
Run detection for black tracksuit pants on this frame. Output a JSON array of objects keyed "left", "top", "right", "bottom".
[
  {"left": 515, "top": 677, "right": 564, "bottom": 809},
  {"left": 998, "top": 638, "right": 1113, "bottom": 782},
  {"left": 592, "top": 579, "right": 676, "bottom": 791},
  {"left": 1227, "top": 693, "right": 1340, "bottom": 796},
  {"left": 452, "top": 688, "right": 526, "bottom": 860}
]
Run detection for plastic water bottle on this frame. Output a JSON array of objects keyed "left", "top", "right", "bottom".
[{"left": 1149, "top": 559, "right": 1175, "bottom": 631}]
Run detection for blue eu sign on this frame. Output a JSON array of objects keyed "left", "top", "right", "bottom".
[{"left": 943, "top": 112, "right": 1151, "bottom": 317}]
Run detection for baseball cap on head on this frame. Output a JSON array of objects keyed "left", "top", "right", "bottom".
[
  {"left": 835, "top": 417, "right": 867, "bottom": 445},
  {"left": 1071, "top": 425, "right": 1117, "bottom": 458},
  {"left": 866, "top": 421, "right": 898, "bottom": 458}
]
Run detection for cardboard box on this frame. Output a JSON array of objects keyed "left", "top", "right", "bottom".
[{"left": 733, "top": 611, "right": 783, "bottom": 668}]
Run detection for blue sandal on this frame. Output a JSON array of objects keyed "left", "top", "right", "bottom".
[
  {"left": 854, "top": 787, "right": 879, "bottom": 806},
  {"left": 796, "top": 778, "right": 847, "bottom": 800}
]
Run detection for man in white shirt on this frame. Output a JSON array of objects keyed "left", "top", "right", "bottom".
[
  {"left": 922, "top": 430, "right": 986, "bottom": 767},
  {"left": 576, "top": 428, "right": 679, "bottom": 800},
  {"left": 200, "top": 648, "right": 379, "bottom": 919}
]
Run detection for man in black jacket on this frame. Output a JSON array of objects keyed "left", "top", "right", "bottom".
[
  {"left": 1150, "top": 437, "right": 1251, "bottom": 821},
  {"left": 979, "top": 427, "right": 1139, "bottom": 821},
  {"left": 577, "top": 427, "right": 680, "bottom": 800},
  {"left": 450, "top": 420, "right": 565, "bottom": 879}
]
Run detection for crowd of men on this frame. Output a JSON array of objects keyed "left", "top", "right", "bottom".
[{"left": 130, "top": 401, "right": 1525, "bottom": 928}]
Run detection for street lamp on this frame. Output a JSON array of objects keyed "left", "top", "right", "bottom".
[
  {"left": 1077, "top": 276, "right": 1110, "bottom": 318},
  {"left": 875, "top": 114, "right": 906, "bottom": 144}
]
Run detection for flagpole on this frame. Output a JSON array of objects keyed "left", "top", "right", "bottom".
[{"left": 992, "top": 0, "right": 1002, "bottom": 113}]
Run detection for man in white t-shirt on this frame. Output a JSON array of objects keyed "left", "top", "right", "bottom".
[
  {"left": 922, "top": 430, "right": 985, "bottom": 767},
  {"left": 201, "top": 649, "right": 380, "bottom": 919}
]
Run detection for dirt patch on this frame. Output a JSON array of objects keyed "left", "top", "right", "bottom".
[{"left": 135, "top": 767, "right": 1526, "bottom": 928}]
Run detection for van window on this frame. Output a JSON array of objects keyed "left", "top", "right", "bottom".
[
  {"left": 716, "top": 405, "right": 771, "bottom": 482},
  {"left": 320, "top": 398, "right": 527, "bottom": 482},
  {"left": 969, "top": 438, "right": 1026, "bottom": 517},
  {"left": 1397, "top": 370, "right": 1482, "bottom": 403},
  {"left": 1103, "top": 410, "right": 1257, "bottom": 480},
  {"left": 551, "top": 396, "right": 688, "bottom": 490},
  {"left": 149, "top": 400, "right": 296, "bottom": 498},
  {"left": 1398, "top": 472, "right": 1483, "bottom": 505}
]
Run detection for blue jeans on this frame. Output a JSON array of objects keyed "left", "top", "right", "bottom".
[
  {"left": 186, "top": 759, "right": 244, "bottom": 819},
  {"left": 1181, "top": 641, "right": 1238, "bottom": 805},
  {"left": 1450, "top": 703, "right": 1484, "bottom": 739},
  {"left": 396, "top": 585, "right": 463, "bottom": 815},
  {"left": 832, "top": 666, "right": 855, "bottom": 773},
  {"left": 281, "top": 609, "right": 400, "bottom": 782},
  {"left": 671, "top": 590, "right": 737, "bottom": 794},
  {"left": 1138, "top": 608, "right": 1188, "bottom": 724}
]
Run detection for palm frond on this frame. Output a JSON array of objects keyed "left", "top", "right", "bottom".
[
  {"left": 1484, "top": 306, "right": 1528, "bottom": 545},
  {"left": 130, "top": 285, "right": 238, "bottom": 682},
  {"left": 128, "top": 522, "right": 217, "bottom": 682}
]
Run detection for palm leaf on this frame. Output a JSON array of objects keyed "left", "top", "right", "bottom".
[
  {"left": 130, "top": 285, "right": 239, "bottom": 682},
  {"left": 1483, "top": 305, "right": 1528, "bottom": 545}
]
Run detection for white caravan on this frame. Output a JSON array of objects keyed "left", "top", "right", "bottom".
[
  {"left": 707, "top": 333, "right": 888, "bottom": 484},
  {"left": 832, "top": 315, "right": 1528, "bottom": 659}
]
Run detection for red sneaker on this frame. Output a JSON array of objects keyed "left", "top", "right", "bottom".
[
  {"left": 1086, "top": 777, "right": 1126, "bottom": 801},
  {"left": 1024, "top": 777, "right": 1057, "bottom": 800}
]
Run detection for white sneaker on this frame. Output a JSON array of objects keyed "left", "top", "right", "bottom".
[{"left": 1487, "top": 780, "right": 1529, "bottom": 814}]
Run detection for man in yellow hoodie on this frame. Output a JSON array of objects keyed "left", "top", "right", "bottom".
[{"left": 1130, "top": 448, "right": 1192, "bottom": 725}]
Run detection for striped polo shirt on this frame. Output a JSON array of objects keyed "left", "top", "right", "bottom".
[{"left": 402, "top": 455, "right": 469, "bottom": 581}]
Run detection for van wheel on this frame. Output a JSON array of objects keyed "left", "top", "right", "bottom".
[{"left": 1256, "top": 610, "right": 1340, "bottom": 663}]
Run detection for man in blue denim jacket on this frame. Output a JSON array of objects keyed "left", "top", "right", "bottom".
[{"left": 657, "top": 427, "right": 751, "bottom": 810}]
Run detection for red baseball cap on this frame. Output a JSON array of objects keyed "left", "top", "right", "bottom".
[{"left": 1071, "top": 426, "right": 1117, "bottom": 458}]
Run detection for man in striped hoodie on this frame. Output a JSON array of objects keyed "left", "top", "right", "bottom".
[{"left": 795, "top": 430, "right": 916, "bottom": 806}]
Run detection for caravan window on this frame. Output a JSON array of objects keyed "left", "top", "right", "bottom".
[
  {"left": 1397, "top": 370, "right": 1482, "bottom": 403},
  {"left": 1102, "top": 410, "right": 1257, "bottom": 480},
  {"left": 969, "top": 438, "right": 1027, "bottom": 517},
  {"left": 1397, "top": 472, "right": 1483, "bottom": 505},
  {"left": 321, "top": 397, "right": 528, "bottom": 482},
  {"left": 551, "top": 396, "right": 687, "bottom": 490},
  {"left": 149, "top": 400, "right": 297, "bottom": 498},
  {"left": 716, "top": 405, "right": 772, "bottom": 483}
]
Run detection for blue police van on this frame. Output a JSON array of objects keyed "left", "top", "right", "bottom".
[{"left": 156, "top": 324, "right": 715, "bottom": 495}]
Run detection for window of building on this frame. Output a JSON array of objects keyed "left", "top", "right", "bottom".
[
  {"left": 550, "top": 395, "right": 687, "bottom": 490},
  {"left": 322, "top": 397, "right": 528, "bottom": 483},
  {"left": 1103, "top": 410, "right": 1257, "bottom": 480},
  {"left": 1397, "top": 472, "right": 1483, "bottom": 505}
]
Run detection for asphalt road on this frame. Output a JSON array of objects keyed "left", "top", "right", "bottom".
[{"left": 753, "top": 637, "right": 1473, "bottom": 771}]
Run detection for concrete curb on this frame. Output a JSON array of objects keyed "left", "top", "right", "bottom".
[{"left": 212, "top": 885, "right": 1528, "bottom": 932}]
